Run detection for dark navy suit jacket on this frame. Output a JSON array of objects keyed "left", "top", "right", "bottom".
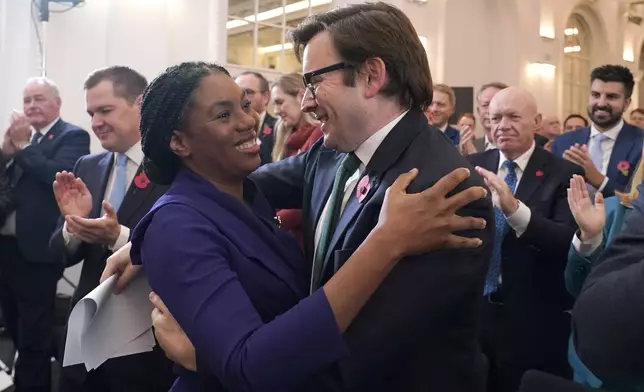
[
  {"left": 8, "top": 119, "right": 89, "bottom": 263},
  {"left": 258, "top": 113, "right": 277, "bottom": 165},
  {"left": 445, "top": 125, "right": 460, "bottom": 147},
  {"left": 49, "top": 151, "right": 174, "bottom": 390},
  {"left": 130, "top": 169, "right": 348, "bottom": 392},
  {"left": 550, "top": 123, "right": 643, "bottom": 198},
  {"left": 251, "top": 107, "right": 495, "bottom": 391}
]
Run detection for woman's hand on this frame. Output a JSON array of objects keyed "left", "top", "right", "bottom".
[
  {"left": 567, "top": 174, "right": 605, "bottom": 241},
  {"left": 100, "top": 241, "right": 142, "bottom": 294},
  {"left": 375, "top": 167, "right": 488, "bottom": 258},
  {"left": 150, "top": 292, "right": 197, "bottom": 372}
]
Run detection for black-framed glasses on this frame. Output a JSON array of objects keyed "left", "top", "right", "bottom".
[{"left": 302, "top": 62, "right": 353, "bottom": 98}]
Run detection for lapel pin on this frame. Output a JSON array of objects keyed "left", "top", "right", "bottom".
[
  {"left": 617, "top": 160, "right": 630, "bottom": 176},
  {"left": 47, "top": 134, "right": 54, "bottom": 140},
  {"left": 133, "top": 172, "right": 151, "bottom": 189},
  {"left": 535, "top": 170, "right": 544, "bottom": 177},
  {"left": 356, "top": 175, "right": 371, "bottom": 203},
  {"left": 262, "top": 125, "right": 272, "bottom": 136}
]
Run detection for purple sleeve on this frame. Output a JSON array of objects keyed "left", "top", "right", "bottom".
[{"left": 140, "top": 204, "right": 347, "bottom": 392}]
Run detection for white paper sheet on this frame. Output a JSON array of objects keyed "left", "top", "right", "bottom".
[{"left": 63, "top": 274, "right": 156, "bottom": 371}]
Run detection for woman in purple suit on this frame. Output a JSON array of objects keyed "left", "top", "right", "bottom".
[{"left": 128, "top": 62, "right": 487, "bottom": 392}]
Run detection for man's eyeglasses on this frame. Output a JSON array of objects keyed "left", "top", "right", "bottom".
[
  {"left": 302, "top": 62, "right": 353, "bottom": 98},
  {"left": 243, "top": 88, "right": 267, "bottom": 97}
]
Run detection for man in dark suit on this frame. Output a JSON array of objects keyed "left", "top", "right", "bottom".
[
  {"left": 425, "top": 83, "right": 460, "bottom": 147},
  {"left": 0, "top": 76, "right": 90, "bottom": 392},
  {"left": 235, "top": 71, "right": 277, "bottom": 165},
  {"left": 0, "top": 153, "right": 13, "bottom": 226},
  {"left": 245, "top": 3, "right": 495, "bottom": 391},
  {"left": 571, "top": 181, "right": 644, "bottom": 390},
  {"left": 469, "top": 87, "right": 582, "bottom": 392},
  {"left": 50, "top": 66, "right": 173, "bottom": 392},
  {"left": 551, "top": 65, "right": 644, "bottom": 198}
]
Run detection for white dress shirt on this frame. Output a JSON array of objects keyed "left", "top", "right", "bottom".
[
  {"left": 485, "top": 134, "right": 496, "bottom": 151},
  {"left": 62, "top": 141, "right": 143, "bottom": 253},
  {"left": 588, "top": 119, "right": 623, "bottom": 192},
  {"left": 0, "top": 117, "right": 60, "bottom": 236},
  {"left": 313, "top": 110, "right": 409, "bottom": 248},
  {"left": 496, "top": 142, "right": 536, "bottom": 237},
  {"left": 438, "top": 123, "right": 448, "bottom": 133}
]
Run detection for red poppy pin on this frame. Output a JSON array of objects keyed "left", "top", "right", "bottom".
[
  {"left": 47, "top": 134, "right": 54, "bottom": 140},
  {"left": 535, "top": 170, "right": 544, "bottom": 177},
  {"left": 617, "top": 160, "right": 630, "bottom": 176},
  {"left": 133, "top": 172, "right": 151, "bottom": 189},
  {"left": 356, "top": 175, "right": 371, "bottom": 203},
  {"left": 262, "top": 126, "right": 272, "bottom": 136}
]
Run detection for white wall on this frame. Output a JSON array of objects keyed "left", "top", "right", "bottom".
[{"left": 1, "top": 0, "right": 228, "bottom": 154}]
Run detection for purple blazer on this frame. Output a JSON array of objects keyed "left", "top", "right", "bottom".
[{"left": 130, "top": 169, "right": 347, "bottom": 392}]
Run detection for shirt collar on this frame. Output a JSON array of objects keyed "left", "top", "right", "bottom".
[
  {"left": 498, "top": 141, "right": 536, "bottom": 173},
  {"left": 590, "top": 119, "right": 624, "bottom": 141},
  {"left": 33, "top": 117, "right": 60, "bottom": 137},
  {"left": 114, "top": 140, "right": 143, "bottom": 167},
  {"left": 484, "top": 133, "right": 495, "bottom": 149},
  {"left": 257, "top": 111, "right": 267, "bottom": 131},
  {"left": 438, "top": 123, "right": 448, "bottom": 133},
  {"left": 354, "top": 110, "right": 409, "bottom": 166}
]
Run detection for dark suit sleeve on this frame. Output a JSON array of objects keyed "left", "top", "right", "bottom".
[
  {"left": 13, "top": 128, "right": 90, "bottom": 186},
  {"left": 518, "top": 166, "right": 582, "bottom": 257},
  {"left": 49, "top": 156, "right": 88, "bottom": 268},
  {"left": 0, "top": 170, "right": 13, "bottom": 225},
  {"left": 600, "top": 178, "right": 618, "bottom": 199},
  {"left": 550, "top": 137, "right": 564, "bottom": 157},
  {"left": 249, "top": 143, "right": 311, "bottom": 210},
  {"left": 572, "top": 201, "right": 644, "bottom": 384}
]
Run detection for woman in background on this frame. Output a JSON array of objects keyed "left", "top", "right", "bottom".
[{"left": 269, "top": 73, "right": 323, "bottom": 246}]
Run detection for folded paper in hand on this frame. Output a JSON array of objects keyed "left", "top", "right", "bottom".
[{"left": 63, "top": 274, "right": 156, "bottom": 371}]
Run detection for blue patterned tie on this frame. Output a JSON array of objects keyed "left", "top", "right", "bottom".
[
  {"left": 31, "top": 131, "right": 43, "bottom": 144},
  {"left": 108, "top": 153, "right": 128, "bottom": 212},
  {"left": 484, "top": 160, "right": 518, "bottom": 295}
]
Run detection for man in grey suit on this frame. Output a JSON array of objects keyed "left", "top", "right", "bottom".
[{"left": 471, "top": 82, "right": 508, "bottom": 153}]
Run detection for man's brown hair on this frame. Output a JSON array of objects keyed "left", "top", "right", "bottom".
[{"left": 289, "top": 1, "right": 433, "bottom": 110}]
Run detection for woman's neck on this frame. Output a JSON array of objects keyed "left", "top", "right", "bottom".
[{"left": 187, "top": 164, "right": 244, "bottom": 201}]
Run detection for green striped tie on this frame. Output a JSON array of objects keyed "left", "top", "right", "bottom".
[{"left": 310, "top": 153, "right": 362, "bottom": 293}]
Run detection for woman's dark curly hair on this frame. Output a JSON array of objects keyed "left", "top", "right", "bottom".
[{"left": 140, "top": 61, "right": 230, "bottom": 185}]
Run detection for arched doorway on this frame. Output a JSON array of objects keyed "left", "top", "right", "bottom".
[{"left": 562, "top": 14, "right": 592, "bottom": 118}]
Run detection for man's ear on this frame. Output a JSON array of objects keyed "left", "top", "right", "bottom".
[
  {"left": 361, "top": 57, "right": 387, "bottom": 99},
  {"left": 534, "top": 113, "right": 543, "bottom": 132}
]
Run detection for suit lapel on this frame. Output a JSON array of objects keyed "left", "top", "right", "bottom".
[
  {"left": 483, "top": 149, "right": 500, "bottom": 173},
  {"left": 577, "top": 127, "right": 591, "bottom": 146},
  {"left": 323, "top": 171, "right": 379, "bottom": 269},
  {"left": 606, "top": 124, "right": 637, "bottom": 180},
  {"left": 515, "top": 148, "right": 549, "bottom": 202},
  {"left": 117, "top": 166, "right": 154, "bottom": 225},
  {"left": 321, "top": 108, "right": 425, "bottom": 270},
  {"left": 91, "top": 153, "right": 113, "bottom": 218},
  {"left": 37, "top": 119, "right": 63, "bottom": 149},
  {"left": 311, "top": 150, "right": 344, "bottom": 230}
]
